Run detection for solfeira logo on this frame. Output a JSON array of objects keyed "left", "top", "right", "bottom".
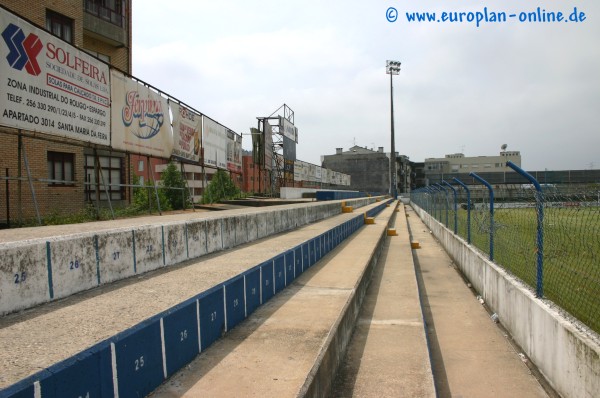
[{"left": 2, "top": 22, "right": 43, "bottom": 76}]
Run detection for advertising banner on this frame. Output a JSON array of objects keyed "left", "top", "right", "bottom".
[
  {"left": 234, "top": 134, "right": 242, "bottom": 171},
  {"left": 264, "top": 121, "right": 273, "bottom": 171},
  {"left": 227, "top": 130, "right": 242, "bottom": 173},
  {"left": 0, "top": 8, "right": 110, "bottom": 145},
  {"left": 309, "top": 164, "right": 316, "bottom": 181},
  {"left": 303, "top": 162, "right": 309, "bottom": 181},
  {"left": 284, "top": 159, "right": 294, "bottom": 183},
  {"left": 170, "top": 102, "right": 201, "bottom": 163},
  {"left": 294, "top": 160, "right": 301, "bottom": 181},
  {"left": 334, "top": 172, "right": 341, "bottom": 185},
  {"left": 110, "top": 70, "right": 172, "bottom": 157},
  {"left": 279, "top": 116, "right": 297, "bottom": 143},
  {"left": 321, "top": 168, "right": 328, "bottom": 184},
  {"left": 251, "top": 127, "right": 263, "bottom": 166},
  {"left": 203, "top": 116, "right": 227, "bottom": 169},
  {"left": 282, "top": 135, "right": 296, "bottom": 162}
]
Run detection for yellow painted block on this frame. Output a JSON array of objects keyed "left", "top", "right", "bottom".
[
  {"left": 342, "top": 206, "right": 353, "bottom": 213},
  {"left": 365, "top": 217, "right": 375, "bottom": 224},
  {"left": 387, "top": 228, "right": 397, "bottom": 236},
  {"left": 411, "top": 241, "right": 421, "bottom": 249}
]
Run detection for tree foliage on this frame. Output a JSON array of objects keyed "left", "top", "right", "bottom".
[
  {"left": 161, "top": 162, "right": 191, "bottom": 210},
  {"left": 132, "top": 174, "right": 172, "bottom": 212},
  {"left": 202, "top": 170, "right": 240, "bottom": 204}
]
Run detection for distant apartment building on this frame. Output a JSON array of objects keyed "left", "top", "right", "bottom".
[
  {"left": 424, "top": 151, "right": 522, "bottom": 175},
  {"left": 410, "top": 162, "right": 426, "bottom": 190},
  {"left": 322, "top": 145, "right": 412, "bottom": 194}
]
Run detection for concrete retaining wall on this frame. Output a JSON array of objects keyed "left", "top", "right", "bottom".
[
  {"left": 1, "top": 203, "right": 382, "bottom": 398},
  {"left": 280, "top": 187, "right": 317, "bottom": 199},
  {"left": 411, "top": 203, "right": 600, "bottom": 398},
  {"left": 0, "top": 197, "right": 381, "bottom": 316}
]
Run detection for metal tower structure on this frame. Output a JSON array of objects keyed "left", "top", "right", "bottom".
[{"left": 256, "top": 104, "right": 295, "bottom": 195}]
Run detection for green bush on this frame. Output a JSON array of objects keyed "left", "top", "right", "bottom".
[
  {"left": 132, "top": 174, "right": 172, "bottom": 212},
  {"left": 161, "top": 162, "right": 191, "bottom": 210},
  {"left": 202, "top": 170, "right": 240, "bottom": 204}
]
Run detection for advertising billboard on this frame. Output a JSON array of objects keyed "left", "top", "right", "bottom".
[
  {"left": 171, "top": 102, "right": 201, "bottom": 163},
  {"left": 282, "top": 135, "right": 296, "bottom": 162},
  {"left": 0, "top": 8, "right": 110, "bottom": 145},
  {"left": 321, "top": 168, "right": 329, "bottom": 184},
  {"left": 264, "top": 121, "right": 273, "bottom": 171},
  {"left": 251, "top": 127, "right": 263, "bottom": 166},
  {"left": 308, "top": 164, "right": 316, "bottom": 182},
  {"left": 284, "top": 159, "right": 294, "bottom": 183},
  {"left": 203, "top": 116, "right": 227, "bottom": 169},
  {"left": 300, "top": 161, "right": 310, "bottom": 181},
  {"left": 294, "top": 160, "right": 302, "bottom": 181},
  {"left": 279, "top": 116, "right": 297, "bottom": 143},
  {"left": 227, "top": 129, "right": 242, "bottom": 173},
  {"left": 110, "top": 70, "right": 172, "bottom": 157}
]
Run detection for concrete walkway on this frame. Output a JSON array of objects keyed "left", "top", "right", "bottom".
[
  {"left": 405, "top": 205, "right": 549, "bottom": 398},
  {"left": 332, "top": 205, "right": 435, "bottom": 397}
]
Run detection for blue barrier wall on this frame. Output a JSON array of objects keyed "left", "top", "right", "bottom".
[
  {"left": 315, "top": 190, "right": 367, "bottom": 201},
  {"left": 0, "top": 203, "right": 398, "bottom": 398},
  {"left": 244, "top": 268, "right": 261, "bottom": 317},
  {"left": 163, "top": 301, "right": 200, "bottom": 377}
]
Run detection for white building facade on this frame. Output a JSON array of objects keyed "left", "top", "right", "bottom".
[{"left": 424, "top": 151, "right": 521, "bottom": 175}]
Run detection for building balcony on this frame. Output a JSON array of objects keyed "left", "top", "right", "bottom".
[{"left": 83, "top": 0, "right": 128, "bottom": 47}]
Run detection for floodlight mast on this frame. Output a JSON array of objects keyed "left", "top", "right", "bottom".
[{"left": 386, "top": 60, "right": 401, "bottom": 198}]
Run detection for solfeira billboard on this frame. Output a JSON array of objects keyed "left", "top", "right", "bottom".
[{"left": 0, "top": 7, "right": 110, "bottom": 145}]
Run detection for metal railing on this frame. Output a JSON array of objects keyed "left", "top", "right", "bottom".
[{"left": 411, "top": 162, "right": 600, "bottom": 335}]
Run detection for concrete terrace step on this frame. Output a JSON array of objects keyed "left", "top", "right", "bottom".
[
  {"left": 0, "top": 197, "right": 379, "bottom": 316},
  {"left": 332, "top": 204, "right": 436, "bottom": 397},
  {"left": 0, "top": 199, "right": 393, "bottom": 397}
]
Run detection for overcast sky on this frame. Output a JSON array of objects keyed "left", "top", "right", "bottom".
[{"left": 132, "top": 0, "right": 600, "bottom": 171}]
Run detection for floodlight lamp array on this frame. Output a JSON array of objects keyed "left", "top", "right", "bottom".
[{"left": 386, "top": 60, "right": 401, "bottom": 75}]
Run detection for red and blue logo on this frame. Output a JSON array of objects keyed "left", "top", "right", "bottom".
[{"left": 2, "top": 23, "right": 43, "bottom": 76}]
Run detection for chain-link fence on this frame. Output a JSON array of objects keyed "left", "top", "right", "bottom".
[{"left": 411, "top": 170, "right": 600, "bottom": 335}]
